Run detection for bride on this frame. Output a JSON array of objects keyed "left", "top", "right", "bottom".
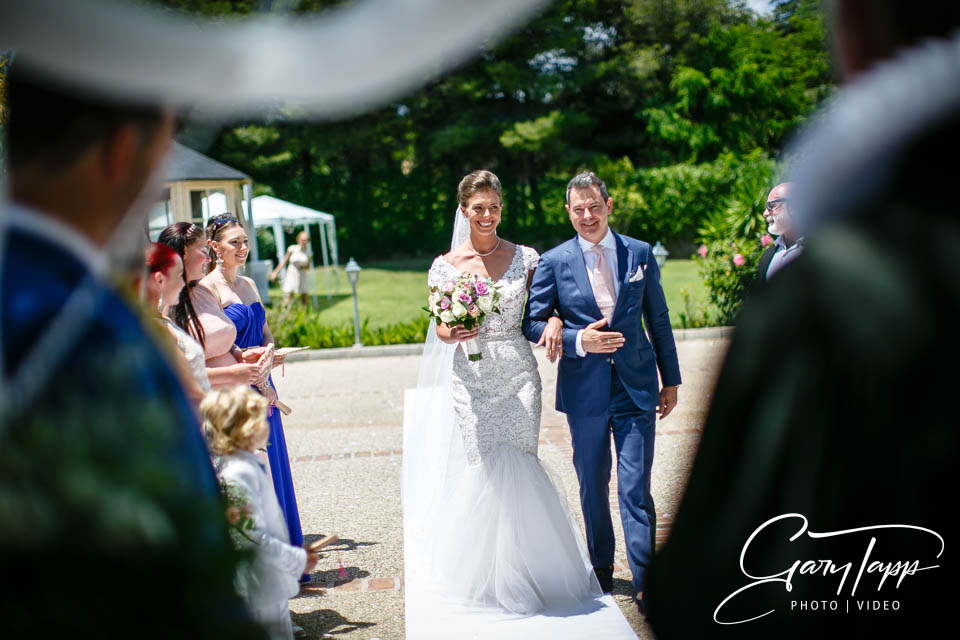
[{"left": 402, "top": 170, "right": 636, "bottom": 639}]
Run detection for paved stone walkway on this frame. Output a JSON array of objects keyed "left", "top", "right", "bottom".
[{"left": 273, "top": 336, "right": 730, "bottom": 639}]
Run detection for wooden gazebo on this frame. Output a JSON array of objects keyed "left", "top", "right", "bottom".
[{"left": 148, "top": 142, "right": 257, "bottom": 260}]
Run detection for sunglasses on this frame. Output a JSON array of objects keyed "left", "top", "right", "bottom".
[
  {"left": 207, "top": 215, "right": 239, "bottom": 230},
  {"left": 765, "top": 198, "right": 788, "bottom": 212}
]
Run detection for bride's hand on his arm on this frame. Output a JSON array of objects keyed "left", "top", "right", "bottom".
[{"left": 535, "top": 317, "right": 563, "bottom": 363}]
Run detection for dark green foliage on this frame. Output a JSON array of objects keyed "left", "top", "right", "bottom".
[{"left": 134, "top": 1, "right": 830, "bottom": 259}]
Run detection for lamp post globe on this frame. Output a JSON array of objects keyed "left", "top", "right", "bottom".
[
  {"left": 652, "top": 241, "right": 669, "bottom": 269},
  {"left": 345, "top": 258, "right": 362, "bottom": 348}
]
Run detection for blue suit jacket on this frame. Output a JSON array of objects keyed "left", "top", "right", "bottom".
[
  {"left": 522, "top": 233, "right": 681, "bottom": 417},
  {"left": 0, "top": 225, "right": 260, "bottom": 634},
  {"left": 1, "top": 227, "right": 217, "bottom": 493}
]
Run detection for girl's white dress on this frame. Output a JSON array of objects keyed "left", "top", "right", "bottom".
[{"left": 218, "top": 450, "right": 306, "bottom": 640}]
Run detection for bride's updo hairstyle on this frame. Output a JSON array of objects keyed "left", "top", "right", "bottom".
[
  {"left": 204, "top": 214, "right": 243, "bottom": 273},
  {"left": 457, "top": 169, "right": 502, "bottom": 208}
]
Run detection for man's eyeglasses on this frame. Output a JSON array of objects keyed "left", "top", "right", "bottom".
[{"left": 765, "top": 198, "right": 788, "bottom": 212}]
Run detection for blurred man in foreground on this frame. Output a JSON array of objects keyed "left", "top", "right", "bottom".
[
  {"left": 647, "top": 1, "right": 960, "bottom": 637},
  {"left": 0, "top": 66, "right": 261, "bottom": 637}
]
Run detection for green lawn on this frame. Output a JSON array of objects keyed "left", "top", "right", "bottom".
[{"left": 267, "top": 258, "right": 717, "bottom": 329}]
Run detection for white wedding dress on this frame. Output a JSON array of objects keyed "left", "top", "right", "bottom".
[{"left": 402, "top": 240, "right": 637, "bottom": 639}]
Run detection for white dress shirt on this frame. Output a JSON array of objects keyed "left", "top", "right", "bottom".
[{"left": 575, "top": 229, "right": 619, "bottom": 357}]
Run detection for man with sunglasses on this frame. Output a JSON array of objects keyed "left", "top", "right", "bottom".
[{"left": 757, "top": 182, "right": 803, "bottom": 283}]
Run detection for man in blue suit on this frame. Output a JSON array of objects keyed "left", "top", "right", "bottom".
[
  {"left": 0, "top": 68, "right": 261, "bottom": 637},
  {"left": 523, "top": 171, "right": 681, "bottom": 614}
]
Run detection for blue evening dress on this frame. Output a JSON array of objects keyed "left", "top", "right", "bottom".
[{"left": 223, "top": 302, "right": 305, "bottom": 564}]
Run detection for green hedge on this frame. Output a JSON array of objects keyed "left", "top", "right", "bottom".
[{"left": 267, "top": 306, "right": 429, "bottom": 349}]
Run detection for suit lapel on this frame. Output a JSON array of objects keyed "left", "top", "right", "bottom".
[
  {"left": 609, "top": 232, "right": 633, "bottom": 321},
  {"left": 564, "top": 237, "right": 603, "bottom": 319}
]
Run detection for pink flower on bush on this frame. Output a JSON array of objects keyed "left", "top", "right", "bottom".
[
  {"left": 475, "top": 280, "right": 490, "bottom": 296},
  {"left": 458, "top": 292, "right": 473, "bottom": 305},
  {"left": 760, "top": 233, "right": 773, "bottom": 247},
  {"left": 468, "top": 305, "right": 480, "bottom": 318},
  {"left": 733, "top": 253, "right": 745, "bottom": 267},
  {"left": 697, "top": 245, "right": 708, "bottom": 258}
]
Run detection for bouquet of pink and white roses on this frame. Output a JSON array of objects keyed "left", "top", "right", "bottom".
[{"left": 424, "top": 273, "right": 502, "bottom": 361}]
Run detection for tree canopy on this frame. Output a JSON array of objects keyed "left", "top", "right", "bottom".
[{"left": 17, "top": 0, "right": 833, "bottom": 260}]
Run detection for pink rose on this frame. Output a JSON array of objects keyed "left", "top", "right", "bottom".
[
  {"left": 733, "top": 253, "right": 745, "bottom": 267},
  {"left": 442, "top": 281, "right": 455, "bottom": 293},
  {"left": 458, "top": 293, "right": 473, "bottom": 305},
  {"left": 226, "top": 506, "right": 241, "bottom": 525},
  {"left": 697, "top": 245, "right": 708, "bottom": 258},
  {"left": 475, "top": 280, "right": 490, "bottom": 296},
  {"left": 760, "top": 233, "right": 773, "bottom": 247},
  {"left": 468, "top": 305, "right": 480, "bottom": 318},
  {"left": 440, "top": 298, "right": 451, "bottom": 309}
]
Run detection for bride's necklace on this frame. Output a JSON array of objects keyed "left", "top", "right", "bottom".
[{"left": 469, "top": 236, "right": 501, "bottom": 257}]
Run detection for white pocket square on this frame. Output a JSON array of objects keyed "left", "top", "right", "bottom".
[{"left": 628, "top": 266, "right": 645, "bottom": 282}]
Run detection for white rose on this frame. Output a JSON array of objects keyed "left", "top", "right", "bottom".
[
  {"left": 451, "top": 302, "right": 467, "bottom": 318},
  {"left": 477, "top": 295, "right": 494, "bottom": 312},
  {"left": 440, "top": 309, "right": 455, "bottom": 324}
]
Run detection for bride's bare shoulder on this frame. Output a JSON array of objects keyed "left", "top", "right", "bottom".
[{"left": 441, "top": 245, "right": 472, "bottom": 268}]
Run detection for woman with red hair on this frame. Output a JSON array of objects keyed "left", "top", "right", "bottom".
[{"left": 143, "top": 242, "right": 211, "bottom": 409}]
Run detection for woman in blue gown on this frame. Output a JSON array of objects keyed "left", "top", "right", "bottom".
[{"left": 199, "top": 215, "right": 305, "bottom": 577}]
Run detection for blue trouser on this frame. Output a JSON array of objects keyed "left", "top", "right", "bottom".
[{"left": 567, "top": 367, "right": 657, "bottom": 595}]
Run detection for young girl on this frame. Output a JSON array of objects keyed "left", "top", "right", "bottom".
[{"left": 201, "top": 386, "right": 318, "bottom": 639}]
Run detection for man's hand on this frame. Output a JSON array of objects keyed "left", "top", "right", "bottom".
[
  {"left": 581, "top": 318, "right": 625, "bottom": 353},
  {"left": 658, "top": 386, "right": 678, "bottom": 419}
]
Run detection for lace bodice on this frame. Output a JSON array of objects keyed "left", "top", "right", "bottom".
[
  {"left": 427, "top": 243, "right": 542, "bottom": 467},
  {"left": 428, "top": 244, "right": 539, "bottom": 337}
]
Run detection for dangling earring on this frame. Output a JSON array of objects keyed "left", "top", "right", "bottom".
[
  {"left": 216, "top": 251, "right": 224, "bottom": 269},
  {"left": 157, "top": 295, "right": 164, "bottom": 314}
]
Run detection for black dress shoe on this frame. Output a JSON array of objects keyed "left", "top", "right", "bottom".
[{"left": 594, "top": 566, "right": 614, "bottom": 593}]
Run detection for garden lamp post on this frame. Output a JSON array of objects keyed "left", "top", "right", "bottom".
[
  {"left": 653, "top": 241, "right": 669, "bottom": 269},
  {"left": 345, "top": 257, "right": 362, "bottom": 348}
]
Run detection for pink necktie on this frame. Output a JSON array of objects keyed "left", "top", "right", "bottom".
[{"left": 590, "top": 245, "right": 616, "bottom": 321}]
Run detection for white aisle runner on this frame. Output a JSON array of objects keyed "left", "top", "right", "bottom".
[
  {"left": 402, "top": 389, "right": 638, "bottom": 640},
  {"left": 404, "top": 560, "right": 638, "bottom": 639}
]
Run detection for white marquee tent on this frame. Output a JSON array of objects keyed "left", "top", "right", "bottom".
[{"left": 241, "top": 195, "right": 340, "bottom": 299}]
